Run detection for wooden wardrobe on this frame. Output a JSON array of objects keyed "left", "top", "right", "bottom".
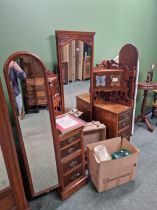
[{"left": 0, "top": 80, "right": 31, "bottom": 210}]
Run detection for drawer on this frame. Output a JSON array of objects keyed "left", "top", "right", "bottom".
[
  {"left": 118, "top": 118, "right": 131, "bottom": 130},
  {"left": 27, "top": 86, "right": 35, "bottom": 92},
  {"left": 28, "top": 98, "right": 47, "bottom": 106},
  {"left": 27, "top": 85, "right": 46, "bottom": 92},
  {"left": 118, "top": 110, "right": 132, "bottom": 121},
  {"left": 34, "top": 78, "right": 45, "bottom": 85},
  {"left": 37, "top": 99, "right": 47, "bottom": 105},
  {"left": 35, "top": 86, "right": 46, "bottom": 91},
  {"left": 28, "top": 99, "right": 37, "bottom": 105},
  {"left": 26, "top": 78, "right": 45, "bottom": 85},
  {"left": 76, "top": 98, "right": 90, "bottom": 113},
  {"left": 27, "top": 90, "right": 46, "bottom": 97},
  {"left": 26, "top": 79, "right": 35, "bottom": 85},
  {"left": 27, "top": 92, "right": 36, "bottom": 98},
  {"left": 63, "top": 155, "right": 82, "bottom": 174},
  {"left": 60, "top": 132, "right": 81, "bottom": 148},
  {"left": 36, "top": 91, "right": 46, "bottom": 97},
  {"left": 61, "top": 142, "right": 81, "bottom": 159},
  {"left": 64, "top": 167, "right": 83, "bottom": 187},
  {"left": 118, "top": 128, "right": 131, "bottom": 140}
]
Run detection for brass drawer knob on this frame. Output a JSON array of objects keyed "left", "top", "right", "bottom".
[
  {"left": 67, "top": 147, "right": 75, "bottom": 154},
  {"left": 70, "top": 172, "right": 80, "bottom": 181},
  {"left": 70, "top": 160, "right": 78, "bottom": 168}
]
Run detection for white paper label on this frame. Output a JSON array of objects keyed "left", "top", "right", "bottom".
[{"left": 56, "top": 115, "right": 79, "bottom": 129}]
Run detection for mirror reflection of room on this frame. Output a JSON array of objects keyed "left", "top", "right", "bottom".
[
  {"left": 19, "top": 56, "right": 47, "bottom": 114},
  {"left": 5, "top": 53, "right": 59, "bottom": 196},
  {"left": 61, "top": 40, "right": 92, "bottom": 109}
]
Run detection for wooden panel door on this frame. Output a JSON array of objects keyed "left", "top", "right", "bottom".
[
  {"left": 0, "top": 80, "right": 31, "bottom": 210},
  {"left": 75, "top": 40, "right": 84, "bottom": 81},
  {"left": 69, "top": 40, "right": 76, "bottom": 82}
]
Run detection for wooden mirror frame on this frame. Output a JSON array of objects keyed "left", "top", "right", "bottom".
[
  {"left": 3, "top": 51, "right": 60, "bottom": 197},
  {"left": 55, "top": 30, "right": 95, "bottom": 113},
  {"left": 0, "top": 79, "right": 31, "bottom": 210},
  {"left": 90, "top": 44, "right": 139, "bottom": 133}
]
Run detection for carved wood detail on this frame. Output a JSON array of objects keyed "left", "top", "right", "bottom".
[{"left": 56, "top": 31, "right": 95, "bottom": 47}]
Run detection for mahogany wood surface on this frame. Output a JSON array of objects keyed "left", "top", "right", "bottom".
[
  {"left": 76, "top": 93, "right": 132, "bottom": 139},
  {"left": 0, "top": 80, "right": 31, "bottom": 210},
  {"left": 119, "top": 43, "right": 138, "bottom": 70}
]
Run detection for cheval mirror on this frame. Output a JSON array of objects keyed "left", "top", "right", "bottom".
[
  {"left": 55, "top": 30, "right": 95, "bottom": 113},
  {"left": 3, "top": 51, "right": 59, "bottom": 197},
  {"left": 0, "top": 80, "right": 31, "bottom": 210}
]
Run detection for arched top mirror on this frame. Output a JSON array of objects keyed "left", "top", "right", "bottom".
[
  {"left": 55, "top": 30, "right": 95, "bottom": 113},
  {"left": 3, "top": 51, "right": 59, "bottom": 197}
]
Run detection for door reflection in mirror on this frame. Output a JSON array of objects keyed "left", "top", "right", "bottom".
[
  {"left": 61, "top": 41, "right": 92, "bottom": 110},
  {"left": 61, "top": 41, "right": 92, "bottom": 84}
]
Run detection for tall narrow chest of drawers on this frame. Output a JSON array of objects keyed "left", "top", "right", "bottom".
[
  {"left": 56, "top": 120, "right": 88, "bottom": 200},
  {"left": 23, "top": 77, "right": 47, "bottom": 113}
]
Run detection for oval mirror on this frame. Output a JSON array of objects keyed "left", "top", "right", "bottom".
[{"left": 3, "top": 52, "right": 59, "bottom": 197}]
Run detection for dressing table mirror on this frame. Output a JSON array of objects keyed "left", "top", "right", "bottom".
[
  {"left": 3, "top": 51, "right": 59, "bottom": 197},
  {"left": 52, "top": 31, "right": 95, "bottom": 199},
  {"left": 55, "top": 30, "right": 95, "bottom": 112}
]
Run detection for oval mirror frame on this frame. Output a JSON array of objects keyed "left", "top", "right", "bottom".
[{"left": 3, "top": 51, "right": 59, "bottom": 197}]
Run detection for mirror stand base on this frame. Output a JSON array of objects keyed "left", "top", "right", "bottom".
[{"left": 58, "top": 176, "right": 88, "bottom": 200}]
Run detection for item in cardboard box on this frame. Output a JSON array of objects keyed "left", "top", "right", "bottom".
[
  {"left": 111, "top": 149, "right": 131, "bottom": 159},
  {"left": 94, "top": 145, "right": 110, "bottom": 162}
]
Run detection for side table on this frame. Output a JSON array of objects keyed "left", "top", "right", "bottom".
[{"left": 137, "top": 81, "right": 157, "bottom": 131}]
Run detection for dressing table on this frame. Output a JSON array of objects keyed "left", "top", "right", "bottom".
[{"left": 77, "top": 44, "right": 138, "bottom": 140}]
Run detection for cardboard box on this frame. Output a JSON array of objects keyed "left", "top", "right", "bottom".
[
  {"left": 87, "top": 137, "right": 139, "bottom": 192},
  {"left": 83, "top": 121, "right": 106, "bottom": 151}
]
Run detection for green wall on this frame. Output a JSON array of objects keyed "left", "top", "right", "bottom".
[{"left": 0, "top": 0, "right": 157, "bottom": 115}]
